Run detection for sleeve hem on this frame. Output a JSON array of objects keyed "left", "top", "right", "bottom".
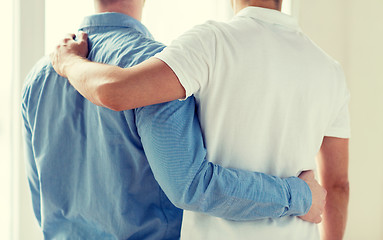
[
  {"left": 152, "top": 55, "right": 193, "bottom": 100},
  {"left": 324, "top": 128, "right": 351, "bottom": 139}
]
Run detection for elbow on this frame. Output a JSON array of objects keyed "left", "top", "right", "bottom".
[
  {"left": 327, "top": 181, "right": 350, "bottom": 195},
  {"left": 165, "top": 184, "right": 203, "bottom": 212},
  {"left": 160, "top": 162, "right": 215, "bottom": 212},
  {"left": 169, "top": 199, "right": 187, "bottom": 210},
  {"left": 166, "top": 188, "right": 191, "bottom": 210},
  {"left": 95, "top": 83, "right": 130, "bottom": 111},
  {"left": 340, "top": 181, "right": 350, "bottom": 193},
  {"left": 171, "top": 197, "right": 203, "bottom": 213},
  {"left": 170, "top": 163, "right": 216, "bottom": 212}
]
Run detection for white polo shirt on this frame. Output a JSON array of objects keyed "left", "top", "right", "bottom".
[{"left": 155, "top": 6, "right": 350, "bottom": 240}]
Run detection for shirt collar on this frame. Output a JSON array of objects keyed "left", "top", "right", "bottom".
[
  {"left": 78, "top": 12, "right": 153, "bottom": 39},
  {"left": 236, "top": 6, "right": 301, "bottom": 31}
]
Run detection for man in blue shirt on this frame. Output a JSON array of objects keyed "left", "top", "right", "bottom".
[{"left": 22, "top": 0, "right": 325, "bottom": 239}]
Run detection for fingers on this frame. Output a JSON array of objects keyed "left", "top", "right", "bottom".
[
  {"left": 50, "top": 31, "right": 89, "bottom": 77},
  {"left": 297, "top": 169, "right": 327, "bottom": 225},
  {"left": 298, "top": 170, "right": 315, "bottom": 180},
  {"left": 78, "top": 31, "right": 88, "bottom": 42},
  {"left": 304, "top": 170, "right": 314, "bottom": 178},
  {"left": 313, "top": 215, "right": 322, "bottom": 224},
  {"left": 298, "top": 214, "right": 323, "bottom": 224},
  {"left": 61, "top": 32, "right": 88, "bottom": 44},
  {"left": 62, "top": 33, "right": 75, "bottom": 43},
  {"left": 298, "top": 206, "right": 324, "bottom": 224},
  {"left": 323, "top": 188, "right": 327, "bottom": 197}
]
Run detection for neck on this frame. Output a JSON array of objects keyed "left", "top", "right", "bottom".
[
  {"left": 94, "top": 1, "right": 143, "bottom": 21},
  {"left": 233, "top": 0, "right": 282, "bottom": 14}
]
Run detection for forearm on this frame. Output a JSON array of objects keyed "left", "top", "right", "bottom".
[
  {"left": 63, "top": 56, "right": 185, "bottom": 111},
  {"left": 321, "top": 184, "right": 349, "bottom": 240},
  {"left": 63, "top": 56, "right": 125, "bottom": 109},
  {"left": 50, "top": 32, "right": 126, "bottom": 109},
  {"left": 144, "top": 136, "right": 312, "bottom": 220},
  {"left": 136, "top": 99, "right": 311, "bottom": 221},
  {"left": 51, "top": 32, "right": 185, "bottom": 111},
  {"left": 317, "top": 137, "right": 349, "bottom": 240},
  {"left": 173, "top": 161, "right": 311, "bottom": 221}
]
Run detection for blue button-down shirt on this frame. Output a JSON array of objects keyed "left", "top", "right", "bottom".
[{"left": 22, "top": 12, "right": 311, "bottom": 240}]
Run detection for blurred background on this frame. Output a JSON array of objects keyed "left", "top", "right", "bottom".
[{"left": 0, "top": 0, "right": 381, "bottom": 239}]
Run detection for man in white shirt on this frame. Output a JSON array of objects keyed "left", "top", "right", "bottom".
[{"left": 51, "top": 0, "right": 349, "bottom": 239}]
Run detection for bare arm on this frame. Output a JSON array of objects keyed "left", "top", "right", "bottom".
[
  {"left": 50, "top": 32, "right": 185, "bottom": 111},
  {"left": 50, "top": 33, "right": 330, "bottom": 224},
  {"left": 317, "top": 137, "right": 349, "bottom": 240}
]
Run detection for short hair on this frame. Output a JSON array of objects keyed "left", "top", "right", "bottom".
[
  {"left": 272, "top": 0, "right": 282, "bottom": 4},
  {"left": 97, "top": 0, "right": 120, "bottom": 5},
  {"left": 245, "top": 0, "right": 282, "bottom": 5}
]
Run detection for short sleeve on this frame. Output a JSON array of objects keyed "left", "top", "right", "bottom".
[
  {"left": 324, "top": 66, "right": 351, "bottom": 138},
  {"left": 154, "top": 23, "right": 216, "bottom": 99}
]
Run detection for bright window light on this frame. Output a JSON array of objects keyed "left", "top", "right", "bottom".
[
  {"left": 143, "top": 0, "right": 293, "bottom": 45},
  {"left": 0, "top": 0, "right": 13, "bottom": 239},
  {"left": 45, "top": 0, "right": 94, "bottom": 55},
  {"left": 45, "top": 0, "right": 233, "bottom": 51},
  {"left": 142, "top": 0, "right": 232, "bottom": 45},
  {"left": 282, "top": 0, "right": 293, "bottom": 15},
  {"left": 45, "top": 0, "right": 293, "bottom": 49}
]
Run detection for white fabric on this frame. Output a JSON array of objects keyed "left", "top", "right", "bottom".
[{"left": 155, "top": 6, "right": 350, "bottom": 240}]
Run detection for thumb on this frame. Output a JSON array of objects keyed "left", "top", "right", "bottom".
[
  {"left": 300, "top": 170, "right": 315, "bottom": 179},
  {"left": 305, "top": 170, "right": 314, "bottom": 176},
  {"left": 77, "top": 31, "right": 88, "bottom": 42}
]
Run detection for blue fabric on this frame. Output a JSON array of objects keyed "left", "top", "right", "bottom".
[{"left": 22, "top": 12, "right": 312, "bottom": 240}]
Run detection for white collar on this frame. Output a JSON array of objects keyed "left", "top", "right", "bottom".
[{"left": 236, "top": 6, "right": 301, "bottom": 31}]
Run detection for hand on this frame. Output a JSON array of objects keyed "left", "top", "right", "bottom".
[
  {"left": 50, "top": 31, "right": 89, "bottom": 78},
  {"left": 298, "top": 170, "right": 327, "bottom": 224}
]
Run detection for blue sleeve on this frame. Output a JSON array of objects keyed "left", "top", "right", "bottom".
[
  {"left": 135, "top": 97, "right": 312, "bottom": 221},
  {"left": 22, "top": 88, "right": 42, "bottom": 226}
]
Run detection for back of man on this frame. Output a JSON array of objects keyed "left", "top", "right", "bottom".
[
  {"left": 155, "top": 6, "right": 350, "bottom": 240},
  {"left": 22, "top": 12, "right": 182, "bottom": 239}
]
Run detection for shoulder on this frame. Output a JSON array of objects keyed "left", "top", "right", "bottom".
[
  {"left": 163, "top": 20, "right": 224, "bottom": 53},
  {"left": 89, "top": 29, "right": 166, "bottom": 66},
  {"left": 23, "top": 56, "right": 54, "bottom": 87},
  {"left": 134, "top": 36, "right": 167, "bottom": 60},
  {"left": 297, "top": 32, "right": 348, "bottom": 87},
  {"left": 122, "top": 29, "right": 166, "bottom": 54},
  {"left": 299, "top": 33, "right": 343, "bottom": 72},
  {"left": 181, "top": 20, "right": 224, "bottom": 38},
  {"left": 167, "top": 19, "right": 239, "bottom": 53},
  {"left": 22, "top": 56, "right": 60, "bottom": 107}
]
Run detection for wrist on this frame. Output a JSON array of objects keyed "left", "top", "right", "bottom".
[
  {"left": 284, "top": 177, "right": 312, "bottom": 216},
  {"left": 62, "top": 55, "right": 86, "bottom": 79}
]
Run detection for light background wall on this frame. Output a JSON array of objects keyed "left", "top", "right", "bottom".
[
  {"left": 9, "top": 0, "right": 383, "bottom": 239},
  {"left": 298, "top": 0, "right": 383, "bottom": 239},
  {"left": 0, "top": 1, "right": 13, "bottom": 239},
  {"left": 12, "top": 0, "right": 45, "bottom": 239}
]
